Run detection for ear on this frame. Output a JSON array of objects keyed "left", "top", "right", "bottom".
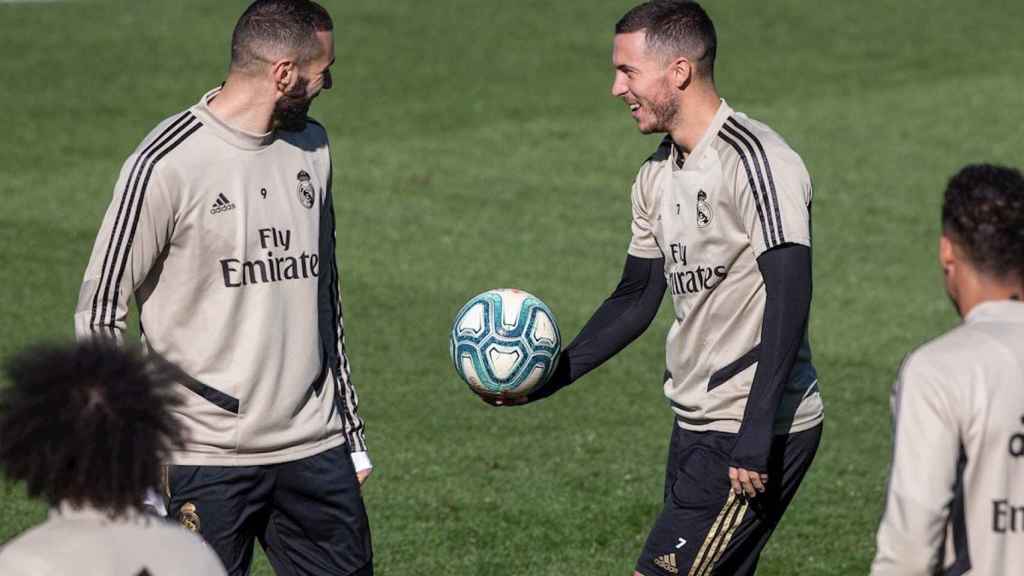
[
  {"left": 939, "top": 233, "right": 956, "bottom": 277},
  {"left": 668, "top": 56, "right": 693, "bottom": 89},
  {"left": 270, "top": 59, "right": 299, "bottom": 94}
]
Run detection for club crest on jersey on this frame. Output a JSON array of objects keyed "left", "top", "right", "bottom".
[
  {"left": 696, "top": 190, "right": 713, "bottom": 228},
  {"left": 296, "top": 170, "right": 315, "bottom": 209}
]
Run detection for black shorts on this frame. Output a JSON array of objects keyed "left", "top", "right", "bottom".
[
  {"left": 166, "top": 444, "right": 372, "bottom": 576},
  {"left": 636, "top": 423, "right": 822, "bottom": 576}
]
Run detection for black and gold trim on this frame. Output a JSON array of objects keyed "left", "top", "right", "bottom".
[{"left": 688, "top": 491, "right": 749, "bottom": 576}]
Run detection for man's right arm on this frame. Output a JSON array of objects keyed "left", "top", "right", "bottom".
[
  {"left": 871, "top": 352, "right": 960, "bottom": 575},
  {"left": 509, "top": 162, "right": 666, "bottom": 404},
  {"left": 522, "top": 254, "right": 666, "bottom": 402},
  {"left": 74, "top": 153, "right": 176, "bottom": 342}
]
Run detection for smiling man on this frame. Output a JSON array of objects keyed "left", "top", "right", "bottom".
[
  {"left": 73, "top": 1, "right": 372, "bottom": 574},
  {"left": 493, "top": 2, "right": 824, "bottom": 574}
]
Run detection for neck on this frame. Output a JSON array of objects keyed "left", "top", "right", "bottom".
[
  {"left": 955, "top": 275, "right": 1024, "bottom": 318},
  {"left": 207, "top": 73, "right": 277, "bottom": 135},
  {"left": 668, "top": 84, "right": 721, "bottom": 153}
]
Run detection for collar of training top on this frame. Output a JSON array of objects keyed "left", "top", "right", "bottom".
[
  {"left": 966, "top": 298, "right": 1024, "bottom": 324},
  {"left": 196, "top": 87, "right": 277, "bottom": 151},
  {"left": 671, "top": 98, "right": 733, "bottom": 173}
]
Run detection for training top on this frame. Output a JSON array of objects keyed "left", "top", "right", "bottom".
[
  {"left": 871, "top": 299, "right": 1024, "bottom": 575},
  {"left": 0, "top": 505, "right": 227, "bottom": 575},
  {"left": 74, "top": 88, "right": 367, "bottom": 466},
  {"left": 628, "top": 99, "right": 823, "bottom": 434}
]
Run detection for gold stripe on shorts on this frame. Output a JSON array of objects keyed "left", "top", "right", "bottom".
[
  {"left": 698, "top": 497, "right": 749, "bottom": 576},
  {"left": 688, "top": 491, "right": 739, "bottom": 576}
]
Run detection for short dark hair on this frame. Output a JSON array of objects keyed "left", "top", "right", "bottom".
[
  {"left": 615, "top": 0, "right": 717, "bottom": 79},
  {"left": 0, "top": 341, "right": 184, "bottom": 515},
  {"left": 231, "top": 0, "right": 333, "bottom": 72},
  {"left": 942, "top": 163, "right": 1024, "bottom": 281}
]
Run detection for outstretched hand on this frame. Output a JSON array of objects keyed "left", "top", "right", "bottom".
[{"left": 477, "top": 355, "right": 571, "bottom": 407}]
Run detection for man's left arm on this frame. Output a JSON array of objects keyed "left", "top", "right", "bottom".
[
  {"left": 318, "top": 147, "right": 371, "bottom": 484},
  {"left": 726, "top": 139, "right": 815, "bottom": 495},
  {"left": 728, "top": 243, "right": 811, "bottom": 495}
]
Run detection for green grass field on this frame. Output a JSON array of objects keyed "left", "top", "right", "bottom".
[{"left": 1, "top": 0, "right": 1023, "bottom": 574}]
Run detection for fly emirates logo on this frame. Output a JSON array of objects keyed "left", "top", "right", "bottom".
[
  {"left": 666, "top": 242, "right": 726, "bottom": 296},
  {"left": 220, "top": 227, "right": 320, "bottom": 288}
]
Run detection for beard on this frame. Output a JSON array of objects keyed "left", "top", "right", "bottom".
[
  {"left": 639, "top": 88, "right": 679, "bottom": 134},
  {"left": 273, "top": 78, "right": 313, "bottom": 132}
]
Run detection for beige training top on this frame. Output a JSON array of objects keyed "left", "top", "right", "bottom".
[
  {"left": 872, "top": 300, "right": 1024, "bottom": 576},
  {"left": 0, "top": 505, "right": 226, "bottom": 575},
  {"left": 74, "top": 88, "right": 366, "bottom": 466},
  {"left": 628, "top": 99, "right": 823, "bottom": 434}
]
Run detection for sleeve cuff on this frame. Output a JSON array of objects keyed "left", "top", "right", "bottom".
[{"left": 350, "top": 451, "right": 372, "bottom": 472}]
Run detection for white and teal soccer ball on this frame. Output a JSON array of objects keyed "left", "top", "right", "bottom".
[{"left": 449, "top": 288, "right": 561, "bottom": 399}]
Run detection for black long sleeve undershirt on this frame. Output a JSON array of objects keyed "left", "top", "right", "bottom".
[
  {"left": 526, "top": 245, "right": 811, "bottom": 477},
  {"left": 729, "top": 243, "right": 813, "bottom": 473},
  {"left": 527, "top": 254, "right": 667, "bottom": 401}
]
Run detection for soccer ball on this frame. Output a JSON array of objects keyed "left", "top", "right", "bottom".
[{"left": 449, "top": 288, "right": 561, "bottom": 399}]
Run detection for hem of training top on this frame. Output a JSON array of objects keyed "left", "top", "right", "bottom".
[
  {"left": 167, "top": 431, "right": 348, "bottom": 466},
  {"left": 674, "top": 411, "right": 824, "bottom": 435}
]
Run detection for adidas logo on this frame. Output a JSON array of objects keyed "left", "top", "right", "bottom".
[
  {"left": 654, "top": 553, "right": 678, "bottom": 574},
  {"left": 210, "top": 193, "right": 236, "bottom": 215}
]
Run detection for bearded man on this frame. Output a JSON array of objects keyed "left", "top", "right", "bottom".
[
  {"left": 494, "top": 2, "right": 824, "bottom": 574},
  {"left": 74, "top": 2, "right": 372, "bottom": 574}
]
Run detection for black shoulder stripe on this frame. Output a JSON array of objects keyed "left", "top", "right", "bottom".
[
  {"left": 717, "top": 130, "right": 772, "bottom": 249},
  {"left": 727, "top": 117, "right": 785, "bottom": 244},
  {"left": 93, "top": 113, "right": 201, "bottom": 331},
  {"left": 107, "top": 120, "right": 203, "bottom": 328},
  {"left": 90, "top": 111, "right": 193, "bottom": 331},
  {"left": 722, "top": 122, "right": 778, "bottom": 246}
]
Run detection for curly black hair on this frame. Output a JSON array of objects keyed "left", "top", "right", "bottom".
[
  {"left": 0, "top": 340, "right": 184, "bottom": 515},
  {"left": 943, "top": 163, "right": 1024, "bottom": 282}
]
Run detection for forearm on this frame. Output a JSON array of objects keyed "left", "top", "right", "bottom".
[
  {"left": 730, "top": 244, "right": 811, "bottom": 471},
  {"left": 531, "top": 255, "right": 666, "bottom": 400}
]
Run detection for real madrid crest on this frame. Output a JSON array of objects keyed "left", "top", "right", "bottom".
[
  {"left": 179, "top": 502, "right": 201, "bottom": 533},
  {"left": 696, "top": 189, "right": 713, "bottom": 228},
  {"left": 296, "top": 170, "right": 315, "bottom": 209}
]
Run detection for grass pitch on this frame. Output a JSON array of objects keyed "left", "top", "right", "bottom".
[{"left": 2, "top": 1, "right": 1023, "bottom": 574}]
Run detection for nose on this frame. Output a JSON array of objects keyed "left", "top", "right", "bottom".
[{"left": 610, "top": 71, "right": 628, "bottom": 98}]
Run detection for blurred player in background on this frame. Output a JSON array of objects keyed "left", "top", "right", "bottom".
[
  {"left": 871, "top": 164, "right": 1024, "bottom": 575},
  {"left": 496, "top": 1, "right": 824, "bottom": 574},
  {"left": 73, "top": 1, "right": 372, "bottom": 574},
  {"left": 0, "top": 341, "right": 227, "bottom": 575}
]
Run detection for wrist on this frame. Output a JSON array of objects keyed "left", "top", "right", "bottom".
[{"left": 351, "top": 450, "right": 372, "bottom": 472}]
